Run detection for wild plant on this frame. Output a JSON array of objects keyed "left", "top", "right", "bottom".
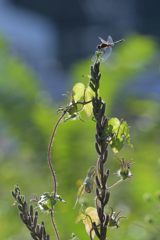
[{"left": 12, "top": 36, "right": 132, "bottom": 240}]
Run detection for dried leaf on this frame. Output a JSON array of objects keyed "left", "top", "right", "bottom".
[{"left": 77, "top": 207, "right": 99, "bottom": 238}]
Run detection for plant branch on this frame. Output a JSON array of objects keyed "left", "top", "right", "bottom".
[
  {"left": 12, "top": 186, "right": 50, "bottom": 240},
  {"left": 50, "top": 211, "right": 61, "bottom": 240},
  {"left": 109, "top": 179, "right": 123, "bottom": 189},
  {"left": 90, "top": 62, "right": 110, "bottom": 240},
  {"left": 48, "top": 110, "right": 67, "bottom": 197}
]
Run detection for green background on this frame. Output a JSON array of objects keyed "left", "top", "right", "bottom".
[{"left": 0, "top": 34, "right": 160, "bottom": 240}]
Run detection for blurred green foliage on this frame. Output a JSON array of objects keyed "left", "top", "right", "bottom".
[{"left": 0, "top": 34, "right": 159, "bottom": 240}]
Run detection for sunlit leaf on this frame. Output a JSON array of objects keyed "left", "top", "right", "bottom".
[
  {"left": 103, "top": 118, "right": 132, "bottom": 153},
  {"left": 119, "top": 121, "right": 131, "bottom": 145},
  {"left": 76, "top": 212, "right": 85, "bottom": 223},
  {"left": 72, "top": 83, "right": 85, "bottom": 102},
  {"left": 103, "top": 117, "right": 120, "bottom": 140},
  {"left": 77, "top": 207, "right": 99, "bottom": 238},
  {"left": 83, "top": 86, "right": 95, "bottom": 116},
  {"left": 108, "top": 118, "right": 121, "bottom": 134},
  {"left": 111, "top": 120, "right": 132, "bottom": 153}
]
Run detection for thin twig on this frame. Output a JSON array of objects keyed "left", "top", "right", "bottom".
[
  {"left": 48, "top": 98, "right": 92, "bottom": 197},
  {"left": 50, "top": 210, "right": 61, "bottom": 240},
  {"left": 76, "top": 100, "right": 92, "bottom": 105},
  {"left": 48, "top": 110, "right": 67, "bottom": 197},
  {"left": 109, "top": 179, "right": 123, "bottom": 189}
]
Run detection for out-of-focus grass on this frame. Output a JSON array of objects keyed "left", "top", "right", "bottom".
[{"left": 0, "top": 34, "right": 159, "bottom": 240}]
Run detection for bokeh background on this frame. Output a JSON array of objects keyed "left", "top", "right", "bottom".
[{"left": 0, "top": 0, "right": 160, "bottom": 239}]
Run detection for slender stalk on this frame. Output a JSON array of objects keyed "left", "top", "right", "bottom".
[
  {"left": 109, "top": 179, "right": 123, "bottom": 189},
  {"left": 77, "top": 100, "right": 92, "bottom": 105},
  {"left": 48, "top": 110, "right": 67, "bottom": 197},
  {"left": 48, "top": 99, "right": 91, "bottom": 197},
  {"left": 50, "top": 210, "right": 61, "bottom": 240}
]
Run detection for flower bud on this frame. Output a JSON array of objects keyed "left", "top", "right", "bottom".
[{"left": 117, "top": 159, "right": 132, "bottom": 180}]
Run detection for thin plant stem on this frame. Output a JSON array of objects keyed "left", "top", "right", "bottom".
[
  {"left": 50, "top": 210, "right": 61, "bottom": 240},
  {"left": 109, "top": 179, "right": 123, "bottom": 189},
  {"left": 48, "top": 110, "right": 67, "bottom": 197},
  {"left": 77, "top": 100, "right": 92, "bottom": 105},
  {"left": 48, "top": 99, "right": 92, "bottom": 197}
]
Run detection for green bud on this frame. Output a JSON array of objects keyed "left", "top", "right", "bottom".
[{"left": 117, "top": 159, "right": 132, "bottom": 180}]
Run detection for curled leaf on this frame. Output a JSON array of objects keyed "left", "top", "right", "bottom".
[
  {"left": 108, "top": 118, "right": 121, "bottom": 132},
  {"left": 77, "top": 207, "right": 99, "bottom": 238}
]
